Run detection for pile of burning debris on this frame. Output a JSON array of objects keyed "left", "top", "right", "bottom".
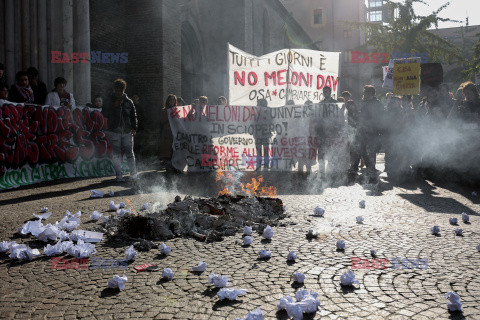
[{"left": 99, "top": 194, "right": 285, "bottom": 242}]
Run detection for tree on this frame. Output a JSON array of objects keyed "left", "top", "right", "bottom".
[
  {"left": 463, "top": 32, "right": 480, "bottom": 81},
  {"left": 350, "top": 0, "right": 462, "bottom": 64}
]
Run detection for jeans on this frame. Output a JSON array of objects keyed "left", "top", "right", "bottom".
[{"left": 107, "top": 131, "right": 137, "bottom": 178}]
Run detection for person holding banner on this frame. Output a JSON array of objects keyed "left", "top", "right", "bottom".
[
  {"left": 321, "top": 86, "right": 337, "bottom": 103},
  {"left": 102, "top": 79, "right": 138, "bottom": 183}
]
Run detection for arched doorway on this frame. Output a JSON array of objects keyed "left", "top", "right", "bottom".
[{"left": 181, "top": 22, "right": 203, "bottom": 104}]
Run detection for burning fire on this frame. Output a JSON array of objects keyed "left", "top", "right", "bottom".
[
  {"left": 216, "top": 170, "right": 277, "bottom": 197},
  {"left": 124, "top": 198, "right": 136, "bottom": 213}
]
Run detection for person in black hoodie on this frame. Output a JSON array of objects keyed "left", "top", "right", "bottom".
[{"left": 102, "top": 79, "right": 138, "bottom": 182}]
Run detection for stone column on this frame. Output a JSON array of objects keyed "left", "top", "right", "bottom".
[
  {"left": 21, "top": 0, "right": 30, "bottom": 69},
  {"left": 0, "top": 1, "right": 5, "bottom": 65},
  {"left": 73, "top": 0, "right": 91, "bottom": 105},
  {"left": 38, "top": 0, "right": 48, "bottom": 84},
  {"left": 62, "top": 0, "right": 73, "bottom": 94},
  {"left": 30, "top": 0, "right": 38, "bottom": 68},
  {"left": 5, "top": 0, "right": 16, "bottom": 86}
]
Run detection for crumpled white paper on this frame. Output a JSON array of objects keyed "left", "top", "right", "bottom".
[
  {"left": 356, "top": 216, "right": 364, "bottom": 224},
  {"left": 0, "top": 241, "right": 18, "bottom": 253},
  {"left": 37, "top": 224, "right": 60, "bottom": 242},
  {"left": 44, "top": 241, "right": 67, "bottom": 256},
  {"left": 336, "top": 240, "right": 345, "bottom": 250},
  {"left": 192, "top": 261, "right": 207, "bottom": 272},
  {"left": 455, "top": 229, "right": 463, "bottom": 236},
  {"left": 90, "top": 190, "right": 105, "bottom": 198},
  {"left": 243, "top": 236, "right": 253, "bottom": 245},
  {"left": 359, "top": 200, "right": 365, "bottom": 208},
  {"left": 340, "top": 270, "right": 359, "bottom": 286},
  {"left": 243, "top": 226, "right": 252, "bottom": 236},
  {"left": 119, "top": 202, "right": 125, "bottom": 208},
  {"left": 208, "top": 272, "right": 228, "bottom": 288},
  {"left": 116, "top": 209, "right": 128, "bottom": 217},
  {"left": 125, "top": 245, "right": 138, "bottom": 261},
  {"left": 292, "top": 271, "right": 305, "bottom": 283},
  {"left": 40, "top": 207, "right": 49, "bottom": 213},
  {"left": 9, "top": 246, "right": 41, "bottom": 261},
  {"left": 287, "top": 251, "right": 297, "bottom": 261},
  {"left": 283, "top": 205, "right": 287, "bottom": 211},
  {"left": 102, "top": 216, "right": 109, "bottom": 223},
  {"left": 313, "top": 206, "right": 325, "bottom": 217},
  {"left": 90, "top": 211, "right": 103, "bottom": 221},
  {"left": 55, "top": 211, "right": 81, "bottom": 232},
  {"left": 107, "top": 275, "right": 128, "bottom": 290},
  {"left": 477, "top": 243, "right": 480, "bottom": 252},
  {"left": 18, "top": 220, "right": 45, "bottom": 236},
  {"left": 67, "top": 240, "right": 96, "bottom": 258},
  {"left": 236, "top": 308, "right": 264, "bottom": 320},
  {"left": 278, "top": 290, "right": 320, "bottom": 319},
  {"left": 58, "top": 230, "right": 70, "bottom": 241},
  {"left": 141, "top": 203, "right": 149, "bottom": 211},
  {"left": 431, "top": 226, "right": 440, "bottom": 235},
  {"left": 462, "top": 212, "right": 469, "bottom": 223},
  {"left": 449, "top": 217, "right": 458, "bottom": 225},
  {"left": 160, "top": 243, "right": 171, "bottom": 255},
  {"left": 33, "top": 211, "right": 52, "bottom": 220},
  {"left": 109, "top": 201, "right": 120, "bottom": 211},
  {"left": 445, "top": 291, "right": 462, "bottom": 311},
  {"left": 108, "top": 191, "right": 114, "bottom": 197},
  {"left": 258, "top": 249, "right": 271, "bottom": 259},
  {"left": 262, "top": 226, "right": 273, "bottom": 239},
  {"left": 217, "top": 288, "right": 247, "bottom": 301},
  {"left": 162, "top": 268, "right": 174, "bottom": 280},
  {"left": 370, "top": 249, "right": 377, "bottom": 257}
]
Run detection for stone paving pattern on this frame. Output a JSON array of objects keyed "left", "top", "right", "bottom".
[{"left": 0, "top": 157, "right": 479, "bottom": 319}]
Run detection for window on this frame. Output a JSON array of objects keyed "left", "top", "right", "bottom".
[
  {"left": 369, "top": 10, "right": 382, "bottom": 22},
  {"left": 369, "top": 0, "right": 382, "bottom": 8},
  {"left": 313, "top": 9, "right": 323, "bottom": 25},
  {"left": 344, "top": 30, "right": 352, "bottom": 38}
]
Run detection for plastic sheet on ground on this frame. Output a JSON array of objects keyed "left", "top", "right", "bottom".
[
  {"left": 192, "top": 261, "right": 207, "bottom": 272},
  {"left": 445, "top": 291, "right": 462, "bottom": 311},
  {"left": 262, "top": 226, "right": 273, "bottom": 239},
  {"left": 107, "top": 275, "right": 128, "bottom": 290},
  {"left": 217, "top": 288, "right": 247, "bottom": 301},
  {"left": 208, "top": 272, "right": 228, "bottom": 288},
  {"left": 162, "top": 268, "right": 174, "bottom": 280},
  {"left": 235, "top": 308, "right": 264, "bottom": 320},
  {"left": 340, "top": 270, "right": 359, "bottom": 286},
  {"left": 125, "top": 245, "right": 138, "bottom": 261}
]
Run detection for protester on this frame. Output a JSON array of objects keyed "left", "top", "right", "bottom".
[
  {"left": 9, "top": 71, "right": 35, "bottom": 103},
  {"left": 216, "top": 96, "right": 227, "bottom": 106},
  {"left": 341, "top": 91, "right": 352, "bottom": 102},
  {"left": 165, "top": 94, "right": 177, "bottom": 109},
  {"left": 0, "top": 63, "right": 7, "bottom": 89},
  {"left": 45, "top": 77, "right": 76, "bottom": 108},
  {"left": 421, "top": 86, "right": 449, "bottom": 119},
  {"left": 358, "top": 85, "right": 384, "bottom": 181},
  {"left": 255, "top": 98, "right": 272, "bottom": 170},
  {"left": 193, "top": 98, "right": 199, "bottom": 105},
  {"left": 321, "top": 86, "right": 337, "bottom": 103},
  {"left": 383, "top": 96, "right": 408, "bottom": 178},
  {"left": 199, "top": 96, "right": 208, "bottom": 106},
  {"left": 177, "top": 96, "right": 185, "bottom": 106},
  {"left": 102, "top": 79, "right": 138, "bottom": 183},
  {"left": 346, "top": 100, "right": 362, "bottom": 174},
  {"left": 0, "top": 83, "right": 10, "bottom": 104},
  {"left": 27, "top": 67, "right": 47, "bottom": 105},
  {"left": 93, "top": 96, "right": 103, "bottom": 108},
  {"left": 459, "top": 81, "right": 480, "bottom": 115}
]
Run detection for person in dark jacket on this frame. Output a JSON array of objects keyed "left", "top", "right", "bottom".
[
  {"left": 9, "top": 71, "right": 35, "bottom": 103},
  {"left": 102, "top": 78, "right": 138, "bottom": 182},
  {"left": 358, "top": 85, "right": 385, "bottom": 179},
  {"left": 27, "top": 67, "right": 48, "bottom": 105}
]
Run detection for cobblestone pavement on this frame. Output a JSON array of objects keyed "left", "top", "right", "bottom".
[{"left": 0, "top": 156, "right": 479, "bottom": 320}]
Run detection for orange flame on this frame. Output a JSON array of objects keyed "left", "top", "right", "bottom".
[
  {"left": 216, "top": 170, "right": 277, "bottom": 197},
  {"left": 124, "top": 198, "right": 136, "bottom": 213}
]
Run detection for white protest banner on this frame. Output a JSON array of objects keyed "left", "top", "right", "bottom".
[
  {"left": 167, "top": 103, "right": 349, "bottom": 172},
  {"left": 228, "top": 44, "right": 341, "bottom": 108}
]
